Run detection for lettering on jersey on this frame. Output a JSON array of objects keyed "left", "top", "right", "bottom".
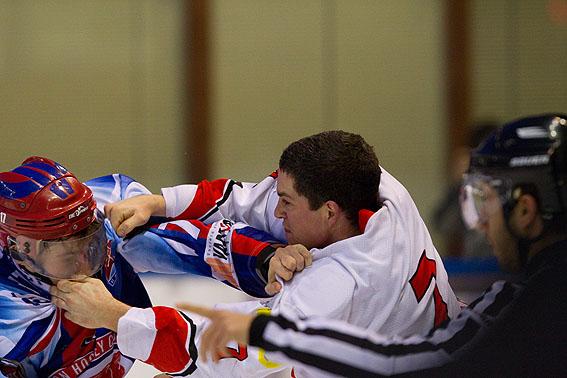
[
  {"left": 81, "top": 335, "right": 96, "bottom": 348},
  {"left": 205, "top": 219, "right": 239, "bottom": 287},
  {"left": 0, "top": 212, "right": 6, "bottom": 223},
  {"left": 68, "top": 205, "right": 88, "bottom": 220},
  {"left": 218, "top": 344, "right": 248, "bottom": 361},
  {"left": 213, "top": 221, "right": 231, "bottom": 260},
  {"left": 103, "top": 240, "right": 117, "bottom": 287},
  {"left": 409, "top": 250, "right": 449, "bottom": 328},
  {"left": 10, "top": 292, "right": 49, "bottom": 306},
  {"left": 51, "top": 332, "right": 121, "bottom": 378}
]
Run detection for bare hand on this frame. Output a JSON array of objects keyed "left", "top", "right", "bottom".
[
  {"left": 177, "top": 303, "right": 255, "bottom": 363},
  {"left": 50, "top": 277, "right": 131, "bottom": 331},
  {"left": 104, "top": 194, "right": 165, "bottom": 237},
  {"left": 265, "top": 244, "right": 312, "bottom": 295}
]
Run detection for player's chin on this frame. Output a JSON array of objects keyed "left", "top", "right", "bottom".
[{"left": 285, "top": 232, "right": 297, "bottom": 245}]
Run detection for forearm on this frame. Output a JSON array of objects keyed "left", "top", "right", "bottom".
[
  {"left": 248, "top": 314, "right": 452, "bottom": 376},
  {"left": 100, "top": 301, "right": 132, "bottom": 332},
  {"left": 161, "top": 175, "right": 283, "bottom": 238},
  {"left": 126, "top": 218, "right": 282, "bottom": 297}
]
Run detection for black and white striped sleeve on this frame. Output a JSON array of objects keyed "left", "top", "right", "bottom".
[{"left": 248, "top": 281, "right": 520, "bottom": 377}]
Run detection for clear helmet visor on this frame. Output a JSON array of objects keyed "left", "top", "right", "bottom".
[
  {"left": 460, "top": 173, "right": 510, "bottom": 230},
  {"left": 8, "top": 210, "right": 107, "bottom": 280}
]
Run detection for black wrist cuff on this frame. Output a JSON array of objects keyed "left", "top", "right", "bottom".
[{"left": 255, "top": 245, "right": 277, "bottom": 283}]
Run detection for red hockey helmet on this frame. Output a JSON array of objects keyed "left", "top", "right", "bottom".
[{"left": 0, "top": 156, "right": 106, "bottom": 280}]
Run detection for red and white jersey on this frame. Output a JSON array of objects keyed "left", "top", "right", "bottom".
[
  {"left": 117, "top": 168, "right": 460, "bottom": 376},
  {"left": 268, "top": 169, "right": 461, "bottom": 337},
  {"left": 162, "top": 168, "right": 460, "bottom": 333},
  {"left": 117, "top": 302, "right": 279, "bottom": 377}
]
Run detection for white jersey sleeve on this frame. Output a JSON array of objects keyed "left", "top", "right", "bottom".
[
  {"left": 117, "top": 301, "right": 296, "bottom": 378},
  {"left": 161, "top": 173, "right": 286, "bottom": 241}
]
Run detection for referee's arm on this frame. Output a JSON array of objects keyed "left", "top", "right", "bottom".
[
  {"left": 249, "top": 282, "right": 515, "bottom": 377},
  {"left": 179, "top": 282, "right": 513, "bottom": 377}
]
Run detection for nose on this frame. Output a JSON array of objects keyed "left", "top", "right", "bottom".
[{"left": 274, "top": 200, "right": 285, "bottom": 219}]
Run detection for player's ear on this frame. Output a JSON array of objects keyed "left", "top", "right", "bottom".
[
  {"left": 324, "top": 201, "right": 341, "bottom": 222},
  {"left": 514, "top": 194, "right": 542, "bottom": 238}
]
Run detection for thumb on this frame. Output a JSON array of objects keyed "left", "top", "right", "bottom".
[
  {"left": 63, "top": 311, "right": 74, "bottom": 322},
  {"left": 265, "top": 281, "right": 282, "bottom": 296},
  {"left": 103, "top": 203, "right": 114, "bottom": 218}
]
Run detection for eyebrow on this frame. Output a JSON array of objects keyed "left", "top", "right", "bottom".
[{"left": 277, "top": 190, "right": 291, "bottom": 198}]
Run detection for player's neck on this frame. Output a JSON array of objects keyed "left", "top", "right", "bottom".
[{"left": 329, "top": 219, "right": 361, "bottom": 244}]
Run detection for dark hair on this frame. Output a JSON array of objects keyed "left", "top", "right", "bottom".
[{"left": 279, "top": 130, "right": 381, "bottom": 226}]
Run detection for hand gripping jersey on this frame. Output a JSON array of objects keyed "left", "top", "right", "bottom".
[
  {"left": 0, "top": 174, "right": 281, "bottom": 378},
  {"left": 118, "top": 168, "right": 461, "bottom": 377},
  {"left": 0, "top": 174, "right": 152, "bottom": 378}
]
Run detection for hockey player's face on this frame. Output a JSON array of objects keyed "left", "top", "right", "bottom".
[
  {"left": 477, "top": 186, "right": 521, "bottom": 272},
  {"left": 8, "top": 215, "right": 107, "bottom": 282},
  {"left": 274, "top": 171, "right": 332, "bottom": 249}
]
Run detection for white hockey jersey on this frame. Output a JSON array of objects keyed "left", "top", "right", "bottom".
[{"left": 117, "top": 168, "right": 460, "bottom": 377}]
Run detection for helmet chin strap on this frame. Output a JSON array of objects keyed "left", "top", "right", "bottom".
[{"left": 19, "top": 264, "right": 56, "bottom": 286}]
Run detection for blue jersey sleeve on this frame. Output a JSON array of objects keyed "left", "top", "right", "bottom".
[
  {"left": 86, "top": 174, "right": 285, "bottom": 298},
  {"left": 119, "top": 218, "right": 283, "bottom": 298}
]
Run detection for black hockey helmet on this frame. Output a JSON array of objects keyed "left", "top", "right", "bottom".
[{"left": 461, "top": 114, "right": 567, "bottom": 229}]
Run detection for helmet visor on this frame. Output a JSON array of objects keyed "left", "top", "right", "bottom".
[
  {"left": 460, "top": 173, "right": 510, "bottom": 229},
  {"left": 9, "top": 210, "right": 107, "bottom": 280}
]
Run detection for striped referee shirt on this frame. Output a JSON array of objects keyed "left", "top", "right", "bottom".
[{"left": 249, "top": 241, "right": 567, "bottom": 377}]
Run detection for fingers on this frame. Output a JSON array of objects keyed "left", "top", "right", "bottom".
[
  {"left": 70, "top": 274, "right": 89, "bottom": 281},
  {"left": 270, "top": 258, "right": 293, "bottom": 281},
  {"left": 104, "top": 203, "right": 114, "bottom": 223},
  {"left": 265, "top": 281, "right": 282, "bottom": 296},
  {"left": 177, "top": 301, "right": 232, "bottom": 359},
  {"left": 105, "top": 195, "right": 166, "bottom": 237},
  {"left": 176, "top": 302, "right": 236, "bottom": 363},
  {"left": 116, "top": 215, "right": 141, "bottom": 238},
  {"left": 283, "top": 244, "right": 312, "bottom": 269},
  {"left": 105, "top": 203, "right": 126, "bottom": 233},
  {"left": 268, "top": 244, "right": 312, "bottom": 284},
  {"left": 50, "top": 294, "right": 68, "bottom": 310},
  {"left": 296, "top": 245, "right": 313, "bottom": 267},
  {"left": 176, "top": 303, "right": 216, "bottom": 319},
  {"left": 63, "top": 310, "right": 79, "bottom": 324},
  {"left": 199, "top": 319, "right": 232, "bottom": 363},
  {"left": 105, "top": 203, "right": 139, "bottom": 237},
  {"left": 281, "top": 253, "right": 300, "bottom": 271},
  {"left": 55, "top": 279, "right": 77, "bottom": 293}
]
